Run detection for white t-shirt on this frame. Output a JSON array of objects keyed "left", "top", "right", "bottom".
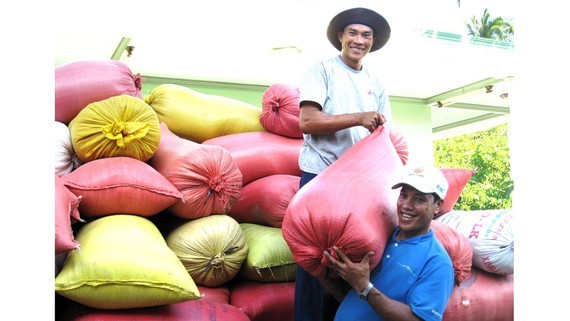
[{"left": 298, "top": 55, "right": 392, "bottom": 174}]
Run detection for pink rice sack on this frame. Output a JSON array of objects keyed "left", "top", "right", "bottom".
[
  {"left": 203, "top": 131, "right": 303, "bottom": 186},
  {"left": 282, "top": 127, "right": 403, "bottom": 278},
  {"left": 60, "top": 157, "right": 183, "bottom": 218},
  {"left": 228, "top": 174, "right": 300, "bottom": 228},
  {"left": 55, "top": 175, "right": 82, "bottom": 254},
  {"left": 55, "top": 60, "right": 143, "bottom": 124},
  {"left": 149, "top": 122, "right": 242, "bottom": 219},
  {"left": 260, "top": 83, "right": 303, "bottom": 138}
]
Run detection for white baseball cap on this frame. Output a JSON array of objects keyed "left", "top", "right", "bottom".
[{"left": 391, "top": 165, "right": 449, "bottom": 199}]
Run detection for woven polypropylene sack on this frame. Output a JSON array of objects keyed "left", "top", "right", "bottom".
[
  {"left": 430, "top": 219, "right": 473, "bottom": 284},
  {"left": 387, "top": 126, "right": 409, "bottom": 165},
  {"left": 238, "top": 223, "right": 296, "bottom": 282},
  {"left": 145, "top": 84, "right": 266, "bottom": 143},
  {"left": 443, "top": 268, "right": 513, "bottom": 321},
  {"left": 69, "top": 95, "right": 161, "bottom": 163},
  {"left": 197, "top": 285, "right": 231, "bottom": 304},
  {"left": 228, "top": 174, "right": 300, "bottom": 228},
  {"left": 57, "top": 298, "right": 250, "bottom": 321},
  {"left": 203, "top": 131, "right": 303, "bottom": 186},
  {"left": 229, "top": 280, "right": 295, "bottom": 321},
  {"left": 55, "top": 60, "right": 142, "bottom": 124},
  {"left": 437, "top": 209, "right": 514, "bottom": 275},
  {"left": 148, "top": 122, "right": 242, "bottom": 219},
  {"left": 438, "top": 168, "right": 475, "bottom": 217},
  {"left": 260, "top": 83, "right": 303, "bottom": 138},
  {"left": 55, "top": 175, "right": 82, "bottom": 255},
  {"left": 55, "top": 215, "right": 201, "bottom": 309},
  {"left": 282, "top": 127, "right": 402, "bottom": 278},
  {"left": 61, "top": 157, "right": 183, "bottom": 218},
  {"left": 54, "top": 121, "right": 76, "bottom": 176},
  {"left": 166, "top": 215, "right": 248, "bottom": 287}
]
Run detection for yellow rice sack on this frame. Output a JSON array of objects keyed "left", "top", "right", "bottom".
[
  {"left": 145, "top": 84, "right": 266, "bottom": 143},
  {"left": 55, "top": 214, "right": 201, "bottom": 309},
  {"left": 166, "top": 215, "right": 248, "bottom": 287},
  {"left": 69, "top": 94, "right": 161, "bottom": 163}
]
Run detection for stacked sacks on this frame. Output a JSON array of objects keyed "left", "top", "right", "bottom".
[
  {"left": 55, "top": 77, "right": 511, "bottom": 320},
  {"left": 229, "top": 281, "right": 295, "bottom": 321},
  {"left": 228, "top": 174, "right": 300, "bottom": 227},
  {"left": 443, "top": 268, "right": 514, "bottom": 320},
  {"left": 145, "top": 84, "right": 266, "bottom": 143},
  {"left": 238, "top": 223, "right": 296, "bottom": 282},
  {"left": 60, "top": 157, "right": 183, "bottom": 218},
  {"left": 55, "top": 76, "right": 257, "bottom": 317},
  {"left": 204, "top": 130, "right": 303, "bottom": 285},
  {"left": 166, "top": 214, "right": 249, "bottom": 287},
  {"left": 430, "top": 220, "right": 473, "bottom": 284},
  {"left": 203, "top": 131, "right": 303, "bottom": 186},
  {"left": 55, "top": 175, "right": 82, "bottom": 255},
  {"left": 68, "top": 94, "right": 161, "bottom": 163},
  {"left": 260, "top": 83, "right": 303, "bottom": 139},
  {"left": 55, "top": 60, "right": 143, "bottom": 124},
  {"left": 55, "top": 215, "right": 201, "bottom": 309},
  {"left": 148, "top": 122, "right": 242, "bottom": 219},
  {"left": 437, "top": 209, "right": 514, "bottom": 275},
  {"left": 54, "top": 121, "right": 77, "bottom": 176},
  {"left": 57, "top": 285, "right": 250, "bottom": 321}
]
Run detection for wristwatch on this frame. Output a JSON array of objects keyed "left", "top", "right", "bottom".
[{"left": 358, "top": 282, "right": 374, "bottom": 301}]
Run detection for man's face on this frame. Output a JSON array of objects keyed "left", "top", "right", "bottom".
[
  {"left": 338, "top": 24, "right": 374, "bottom": 62},
  {"left": 396, "top": 185, "right": 442, "bottom": 237}
]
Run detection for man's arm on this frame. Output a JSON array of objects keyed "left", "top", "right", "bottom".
[
  {"left": 324, "top": 247, "right": 422, "bottom": 321},
  {"left": 299, "top": 102, "right": 386, "bottom": 135}
]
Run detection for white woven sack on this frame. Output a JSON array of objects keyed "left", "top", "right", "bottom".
[
  {"left": 54, "top": 121, "right": 74, "bottom": 176},
  {"left": 436, "top": 209, "right": 514, "bottom": 275}
]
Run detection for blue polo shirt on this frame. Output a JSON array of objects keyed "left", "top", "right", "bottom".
[{"left": 334, "top": 227, "right": 454, "bottom": 321}]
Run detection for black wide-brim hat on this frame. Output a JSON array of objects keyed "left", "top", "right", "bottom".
[{"left": 327, "top": 7, "right": 391, "bottom": 52}]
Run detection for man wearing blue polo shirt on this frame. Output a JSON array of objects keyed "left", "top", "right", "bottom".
[{"left": 322, "top": 165, "right": 455, "bottom": 321}]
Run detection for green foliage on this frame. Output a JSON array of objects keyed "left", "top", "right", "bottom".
[
  {"left": 434, "top": 123, "right": 513, "bottom": 210},
  {"left": 466, "top": 8, "right": 514, "bottom": 43}
]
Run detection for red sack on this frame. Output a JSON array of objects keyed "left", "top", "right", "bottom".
[
  {"left": 229, "top": 280, "right": 295, "bottom": 321},
  {"left": 260, "top": 83, "right": 303, "bottom": 138},
  {"left": 149, "top": 122, "right": 242, "bottom": 219},
  {"left": 387, "top": 126, "right": 409, "bottom": 165},
  {"left": 197, "top": 285, "right": 230, "bottom": 304},
  {"left": 438, "top": 168, "right": 475, "bottom": 217},
  {"left": 57, "top": 299, "right": 251, "bottom": 321},
  {"left": 203, "top": 131, "right": 302, "bottom": 186},
  {"left": 55, "top": 60, "right": 142, "bottom": 124},
  {"left": 228, "top": 174, "right": 300, "bottom": 227},
  {"left": 443, "top": 268, "right": 513, "bottom": 321},
  {"left": 282, "top": 127, "right": 402, "bottom": 277},
  {"left": 430, "top": 220, "right": 473, "bottom": 284},
  {"left": 55, "top": 175, "right": 82, "bottom": 254},
  {"left": 61, "top": 157, "right": 183, "bottom": 218}
]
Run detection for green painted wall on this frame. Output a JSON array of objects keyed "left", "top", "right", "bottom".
[{"left": 389, "top": 98, "right": 434, "bottom": 165}]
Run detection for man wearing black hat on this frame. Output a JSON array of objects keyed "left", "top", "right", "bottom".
[{"left": 294, "top": 7, "right": 395, "bottom": 321}]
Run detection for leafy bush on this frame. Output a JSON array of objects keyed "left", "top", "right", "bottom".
[{"left": 434, "top": 123, "right": 513, "bottom": 210}]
